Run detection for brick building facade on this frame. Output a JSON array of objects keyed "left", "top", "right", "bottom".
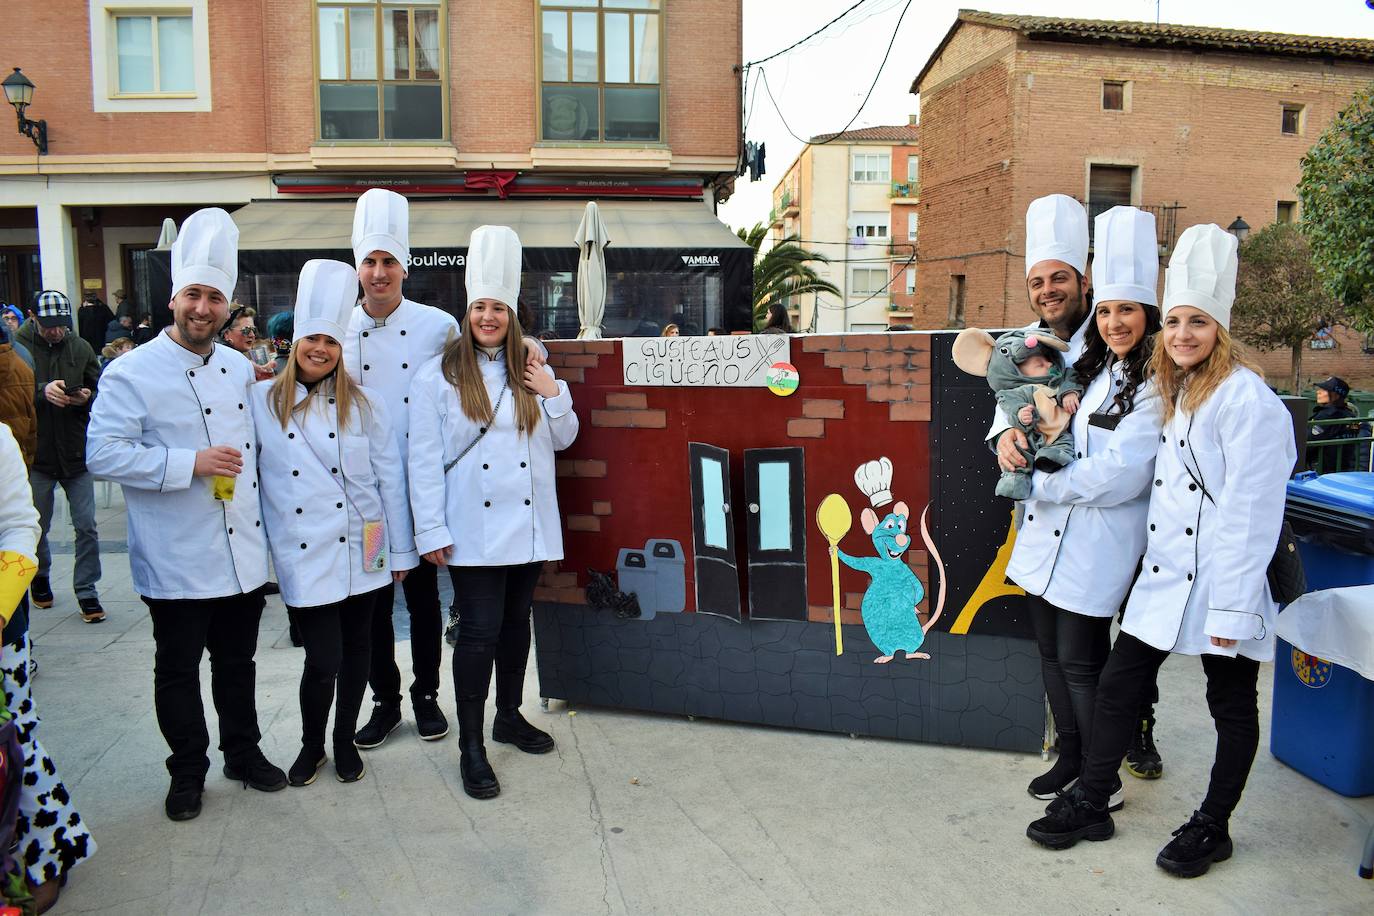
[
  {"left": 911, "top": 10, "right": 1374, "bottom": 388},
  {"left": 0, "top": 0, "right": 742, "bottom": 320},
  {"left": 767, "top": 124, "right": 919, "bottom": 333}
]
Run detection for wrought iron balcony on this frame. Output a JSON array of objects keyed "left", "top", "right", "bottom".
[{"left": 889, "top": 181, "right": 920, "bottom": 199}]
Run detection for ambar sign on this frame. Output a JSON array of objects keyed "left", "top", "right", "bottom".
[{"left": 680, "top": 255, "right": 720, "bottom": 267}]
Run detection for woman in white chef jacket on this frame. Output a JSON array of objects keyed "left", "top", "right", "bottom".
[
  {"left": 408, "top": 226, "right": 578, "bottom": 800},
  {"left": 251, "top": 259, "right": 417, "bottom": 788},
  {"left": 1008, "top": 206, "right": 1163, "bottom": 804},
  {"left": 1028, "top": 225, "right": 1295, "bottom": 879}
]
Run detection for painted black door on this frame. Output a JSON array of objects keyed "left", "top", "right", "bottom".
[
  {"left": 744, "top": 447, "right": 807, "bottom": 620},
  {"left": 688, "top": 442, "right": 741, "bottom": 621}
]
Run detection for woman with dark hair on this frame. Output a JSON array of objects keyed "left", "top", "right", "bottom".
[
  {"left": 407, "top": 226, "right": 579, "bottom": 799},
  {"left": 1007, "top": 207, "right": 1165, "bottom": 805},
  {"left": 1028, "top": 224, "right": 1295, "bottom": 879},
  {"left": 1307, "top": 376, "right": 1360, "bottom": 472},
  {"left": 759, "top": 302, "right": 791, "bottom": 334}
]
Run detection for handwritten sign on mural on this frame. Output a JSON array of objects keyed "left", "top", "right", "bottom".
[{"left": 622, "top": 335, "right": 792, "bottom": 387}]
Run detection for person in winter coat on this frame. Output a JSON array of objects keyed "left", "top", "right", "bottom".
[
  {"left": 1305, "top": 376, "right": 1360, "bottom": 473},
  {"left": 408, "top": 226, "right": 578, "bottom": 800},
  {"left": 77, "top": 295, "right": 114, "bottom": 355},
  {"left": 86, "top": 208, "right": 287, "bottom": 821},
  {"left": 251, "top": 260, "right": 417, "bottom": 787},
  {"left": 1027, "top": 224, "right": 1295, "bottom": 879},
  {"left": 0, "top": 423, "right": 97, "bottom": 914},
  {"left": 16, "top": 292, "right": 105, "bottom": 622},
  {"left": 1008, "top": 206, "right": 1164, "bottom": 806},
  {"left": 0, "top": 322, "right": 36, "bottom": 465}
]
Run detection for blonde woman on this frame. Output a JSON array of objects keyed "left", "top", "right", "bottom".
[
  {"left": 1028, "top": 225, "right": 1294, "bottom": 878},
  {"left": 408, "top": 226, "right": 578, "bottom": 800},
  {"left": 250, "top": 260, "right": 416, "bottom": 787}
]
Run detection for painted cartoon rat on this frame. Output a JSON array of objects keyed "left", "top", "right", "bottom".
[
  {"left": 951, "top": 328, "right": 1083, "bottom": 500},
  {"left": 833, "top": 500, "right": 948, "bottom": 663}
]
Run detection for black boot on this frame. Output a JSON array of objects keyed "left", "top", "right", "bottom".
[
  {"left": 1125, "top": 714, "right": 1164, "bottom": 779},
  {"left": 288, "top": 745, "right": 327, "bottom": 788},
  {"left": 1028, "top": 731, "right": 1081, "bottom": 799},
  {"left": 457, "top": 701, "right": 500, "bottom": 799},
  {"left": 493, "top": 671, "right": 554, "bottom": 754}
]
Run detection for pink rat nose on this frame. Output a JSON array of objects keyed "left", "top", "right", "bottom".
[
  {"left": 895, "top": 533, "right": 909, "bottom": 548},
  {"left": 1025, "top": 335, "right": 1039, "bottom": 347}
]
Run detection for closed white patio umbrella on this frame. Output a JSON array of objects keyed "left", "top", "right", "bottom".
[{"left": 574, "top": 201, "right": 610, "bottom": 339}]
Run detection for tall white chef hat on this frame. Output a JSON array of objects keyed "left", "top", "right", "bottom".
[
  {"left": 1093, "top": 206, "right": 1159, "bottom": 307},
  {"left": 293, "top": 259, "right": 359, "bottom": 344},
  {"left": 1162, "top": 224, "right": 1239, "bottom": 330},
  {"left": 465, "top": 225, "right": 522, "bottom": 309},
  {"left": 171, "top": 208, "right": 238, "bottom": 302},
  {"left": 351, "top": 188, "right": 410, "bottom": 275},
  {"left": 854, "top": 457, "right": 894, "bottom": 509},
  {"left": 1025, "top": 194, "right": 1089, "bottom": 277}
]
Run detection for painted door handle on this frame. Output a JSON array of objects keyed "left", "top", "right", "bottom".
[
  {"left": 748, "top": 503, "right": 759, "bottom": 513},
  {"left": 722, "top": 503, "right": 730, "bottom": 513}
]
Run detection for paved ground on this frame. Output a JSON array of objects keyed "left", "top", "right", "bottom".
[{"left": 27, "top": 487, "right": 1374, "bottom": 914}]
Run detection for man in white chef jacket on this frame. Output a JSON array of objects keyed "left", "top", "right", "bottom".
[
  {"left": 344, "top": 189, "right": 459, "bottom": 747},
  {"left": 87, "top": 208, "right": 287, "bottom": 822},
  {"left": 989, "top": 194, "right": 1165, "bottom": 778}
]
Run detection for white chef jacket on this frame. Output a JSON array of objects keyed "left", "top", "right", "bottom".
[
  {"left": 250, "top": 380, "right": 418, "bottom": 609},
  {"left": 0, "top": 424, "right": 38, "bottom": 558},
  {"left": 343, "top": 298, "right": 458, "bottom": 462},
  {"left": 1008, "top": 360, "right": 1162, "bottom": 616},
  {"left": 1121, "top": 367, "right": 1294, "bottom": 661},
  {"left": 407, "top": 351, "right": 578, "bottom": 566},
  {"left": 985, "top": 315, "right": 1091, "bottom": 444},
  {"left": 86, "top": 330, "right": 268, "bottom": 600}
]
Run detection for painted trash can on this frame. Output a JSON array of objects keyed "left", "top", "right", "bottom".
[{"left": 616, "top": 548, "right": 657, "bottom": 620}]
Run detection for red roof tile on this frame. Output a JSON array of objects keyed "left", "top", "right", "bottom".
[{"left": 809, "top": 124, "right": 920, "bottom": 144}]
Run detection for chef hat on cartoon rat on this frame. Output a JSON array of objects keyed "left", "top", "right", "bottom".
[
  {"left": 854, "top": 457, "right": 894, "bottom": 509},
  {"left": 1093, "top": 206, "right": 1159, "bottom": 307},
  {"left": 293, "top": 259, "right": 359, "bottom": 344},
  {"left": 351, "top": 188, "right": 410, "bottom": 275},
  {"left": 1025, "top": 194, "right": 1089, "bottom": 277},
  {"left": 1163, "top": 223, "right": 1239, "bottom": 330},
  {"left": 465, "top": 225, "right": 522, "bottom": 309},
  {"left": 171, "top": 208, "right": 238, "bottom": 302}
]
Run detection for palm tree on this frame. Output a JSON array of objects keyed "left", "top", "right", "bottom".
[{"left": 737, "top": 223, "right": 840, "bottom": 331}]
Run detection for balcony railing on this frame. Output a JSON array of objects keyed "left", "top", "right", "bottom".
[
  {"left": 1087, "top": 200, "right": 1185, "bottom": 254},
  {"left": 889, "top": 180, "right": 920, "bottom": 199},
  {"left": 781, "top": 188, "right": 800, "bottom": 215}
]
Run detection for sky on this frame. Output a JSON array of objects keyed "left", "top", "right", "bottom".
[{"left": 717, "top": 0, "right": 1374, "bottom": 234}]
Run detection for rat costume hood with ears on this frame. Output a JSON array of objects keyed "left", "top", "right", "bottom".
[{"left": 954, "top": 327, "right": 1071, "bottom": 392}]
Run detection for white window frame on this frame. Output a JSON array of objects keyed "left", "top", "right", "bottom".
[
  {"left": 906, "top": 156, "right": 919, "bottom": 183},
  {"left": 850, "top": 212, "right": 889, "bottom": 240},
  {"left": 851, "top": 152, "right": 890, "bottom": 183},
  {"left": 905, "top": 268, "right": 916, "bottom": 295},
  {"left": 908, "top": 212, "right": 918, "bottom": 241},
  {"left": 90, "top": 0, "right": 211, "bottom": 113},
  {"left": 850, "top": 266, "right": 888, "bottom": 297}
]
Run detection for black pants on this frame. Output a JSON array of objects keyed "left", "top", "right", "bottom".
[
  {"left": 143, "top": 590, "right": 265, "bottom": 779},
  {"left": 293, "top": 587, "right": 385, "bottom": 749},
  {"left": 1027, "top": 596, "right": 1111, "bottom": 751},
  {"left": 449, "top": 563, "right": 542, "bottom": 705},
  {"left": 1079, "top": 631, "right": 1260, "bottom": 822},
  {"left": 368, "top": 560, "right": 442, "bottom": 706}
]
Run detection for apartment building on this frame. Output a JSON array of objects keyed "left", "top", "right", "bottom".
[
  {"left": 768, "top": 122, "right": 918, "bottom": 333},
  {"left": 0, "top": 0, "right": 747, "bottom": 334},
  {"left": 911, "top": 10, "right": 1374, "bottom": 385}
]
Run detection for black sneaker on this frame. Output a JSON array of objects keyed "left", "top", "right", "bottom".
[
  {"left": 30, "top": 576, "right": 53, "bottom": 609},
  {"left": 1027, "top": 783, "right": 1114, "bottom": 850},
  {"left": 334, "top": 742, "right": 366, "bottom": 783},
  {"left": 222, "top": 748, "right": 287, "bottom": 792},
  {"left": 78, "top": 597, "right": 106, "bottom": 624},
  {"left": 1125, "top": 716, "right": 1164, "bottom": 779},
  {"left": 165, "top": 776, "right": 204, "bottom": 821},
  {"left": 1046, "top": 776, "right": 1124, "bottom": 814},
  {"left": 1156, "top": 810, "right": 1233, "bottom": 878},
  {"left": 288, "top": 747, "right": 327, "bottom": 788},
  {"left": 354, "top": 702, "right": 402, "bottom": 749},
  {"left": 414, "top": 695, "right": 449, "bottom": 741}
]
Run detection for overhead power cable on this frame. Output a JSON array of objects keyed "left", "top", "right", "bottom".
[{"left": 745, "top": 0, "right": 872, "bottom": 67}]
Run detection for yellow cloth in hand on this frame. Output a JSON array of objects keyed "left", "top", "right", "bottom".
[{"left": 0, "top": 551, "right": 38, "bottom": 626}]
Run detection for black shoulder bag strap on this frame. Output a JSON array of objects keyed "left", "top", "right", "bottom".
[{"left": 443, "top": 377, "right": 507, "bottom": 474}]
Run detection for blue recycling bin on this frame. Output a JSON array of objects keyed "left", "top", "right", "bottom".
[
  {"left": 1282, "top": 472, "right": 1374, "bottom": 591},
  {"left": 1271, "top": 472, "right": 1374, "bottom": 797}
]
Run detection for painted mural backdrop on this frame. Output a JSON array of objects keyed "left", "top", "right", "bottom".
[{"left": 531, "top": 332, "right": 1041, "bottom": 752}]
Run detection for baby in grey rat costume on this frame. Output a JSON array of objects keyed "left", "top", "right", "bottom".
[{"left": 952, "top": 327, "right": 1084, "bottom": 500}]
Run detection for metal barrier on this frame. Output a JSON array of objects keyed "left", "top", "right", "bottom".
[{"left": 1307, "top": 415, "right": 1374, "bottom": 473}]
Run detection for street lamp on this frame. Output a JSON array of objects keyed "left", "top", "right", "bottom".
[
  {"left": 2, "top": 68, "right": 48, "bottom": 154},
  {"left": 1226, "top": 215, "right": 1250, "bottom": 243}
]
